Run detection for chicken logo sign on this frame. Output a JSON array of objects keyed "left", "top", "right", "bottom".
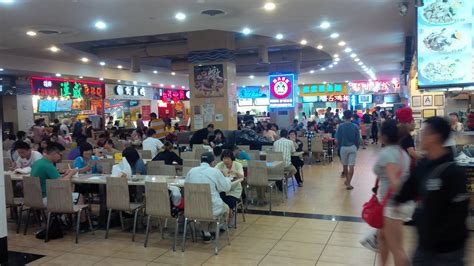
[{"left": 269, "top": 74, "right": 294, "bottom": 108}]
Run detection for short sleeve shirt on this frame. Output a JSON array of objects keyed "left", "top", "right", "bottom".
[
  {"left": 31, "top": 158, "right": 61, "bottom": 197},
  {"left": 74, "top": 155, "right": 99, "bottom": 173}
]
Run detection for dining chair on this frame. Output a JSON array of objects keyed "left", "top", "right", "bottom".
[
  {"left": 181, "top": 166, "right": 193, "bottom": 176},
  {"left": 261, "top": 145, "right": 273, "bottom": 152},
  {"left": 246, "top": 150, "right": 260, "bottom": 161},
  {"left": 265, "top": 151, "right": 284, "bottom": 162},
  {"left": 180, "top": 152, "right": 195, "bottom": 160},
  {"left": 97, "top": 161, "right": 113, "bottom": 174},
  {"left": 311, "top": 136, "right": 327, "bottom": 163},
  {"left": 182, "top": 159, "right": 200, "bottom": 168},
  {"left": 45, "top": 179, "right": 94, "bottom": 243},
  {"left": 246, "top": 160, "right": 276, "bottom": 212},
  {"left": 140, "top": 150, "right": 153, "bottom": 160},
  {"left": 268, "top": 160, "right": 290, "bottom": 198},
  {"left": 56, "top": 162, "right": 71, "bottom": 172},
  {"left": 61, "top": 160, "right": 75, "bottom": 167},
  {"left": 144, "top": 182, "right": 180, "bottom": 250},
  {"left": 105, "top": 177, "right": 144, "bottom": 241},
  {"left": 160, "top": 165, "right": 178, "bottom": 176},
  {"left": 146, "top": 160, "right": 165, "bottom": 174},
  {"left": 193, "top": 148, "right": 207, "bottom": 160},
  {"left": 4, "top": 174, "right": 23, "bottom": 233},
  {"left": 232, "top": 197, "right": 246, "bottom": 229},
  {"left": 21, "top": 176, "right": 47, "bottom": 235},
  {"left": 182, "top": 183, "right": 230, "bottom": 255}
]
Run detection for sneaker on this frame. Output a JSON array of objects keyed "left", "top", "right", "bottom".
[
  {"left": 298, "top": 183, "right": 303, "bottom": 187},
  {"left": 202, "top": 231, "right": 213, "bottom": 243},
  {"left": 360, "top": 232, "right": 379, "bottom": 252}
]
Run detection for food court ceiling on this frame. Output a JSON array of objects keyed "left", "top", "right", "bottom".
[{"left": 0, "top": 0, "right": 415, "bottom": 83}]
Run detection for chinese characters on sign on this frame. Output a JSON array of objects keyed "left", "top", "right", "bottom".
[
  {"left": 348, "top": 80, "right": 400, "bottom": 94},
  {"left": 114, "top": 85, "right": 146, "bottom": 97},
  {"left": 299, "top": 83, "right": 348, "bottom": 96},
  {"left": 269, "top": 74, "right": 294, "bottom": 108},
  {"left": 160, "top": 89, "right": 190, "bottom": 102},
  {"left": 302, "top": 95, "right": 349, "bottom": 102},
  {"left": 31, "top": 77, "right": 105, "bottom": 99},
  {"left": 237, "top": 86, "right": 268, "bottom": 99}
]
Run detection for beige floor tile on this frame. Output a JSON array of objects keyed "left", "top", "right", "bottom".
[
  {"left": 239, "top": 225, "right": 288, "bottom": 240},
  {"left": 268, "top": 240, "right": 325, "bottom": 261},
  {"left": 318, "top": 245, "right": 375, "bottom": 265},
  {"left": 328, "top": 231, "right": 365, "bottom": 248},
  {"left": 292, "top": 219, "right": 337, "bottom": 231},
  {"left": 220, "top": 236, "right": 278, "bottom": 254},
  {"left": 41, "top": 253, "right": 105, "bottom": 266},
  {"left": 26, "top": 255, "right": 58, "bottom": 265},
  {"left": 202, "top": 250, "right": 265, "bottom": 265},
  {"left": 259, "top": 255, "right": 316, "bottom": 266},
  {"left": 282, "top": 228, "right": 332, "bottom": 244},
  {"left": 316, "top": 262, "right": 353, "bottom": 266},
  {"left": 25, "top": 247, "right": 65, "bottom": 257},
  {"left": 334, "top": 221, "right": 372, "bottom": 234},
  {"left": 152, "top": 250, "right": 212, "bottom": 265},
  {"left": 93, "top": 257, "right": 149, "bottom": 266}
]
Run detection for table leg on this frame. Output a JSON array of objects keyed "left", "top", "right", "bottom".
[{"left": 98, "top": 184, "right": 107, "bottom": 227}]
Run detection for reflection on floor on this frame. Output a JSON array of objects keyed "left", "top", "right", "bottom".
[
  {"left": 2, "top": 251, "right": 44, "bottom": 265},
  {"left": 5, "top": 146, "right": 474, "bottom": 265}
]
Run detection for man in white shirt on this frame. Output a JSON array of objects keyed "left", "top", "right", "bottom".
[
  {"left": 11, "top": 141, "right": 43, "bottom": 173},
  {"left": 185, "top": 152, "right": 231, "bottom": 242},
  {"left": 273, "top": 129, "right": 298, "bottom": 187},
  {"left": 142, "top": 129, "right": 164, "bottom": 158}
]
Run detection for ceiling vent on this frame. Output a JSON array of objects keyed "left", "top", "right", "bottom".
[
  {"left": 37, "top": 29, "right": 62, "bottom": 35},
  {"left": 201, "top": 9, "right": 226, "bottom": 16}
]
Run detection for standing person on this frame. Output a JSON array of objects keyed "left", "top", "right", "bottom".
[
  {"left": 189, "top": 124, "right": 214, "bottom": 148},
  {"left": 335, "top": 110, "right": 360, "bottom": 190},
  {"left": 449, "top": 112, "right": 464, "bottom": 132},
  {"left": 72, "top": 118, "right": 83, "bottom": 139},
  {"left": 142, "top": 128, "right": 164, "bottom": 159},
  {"left": 136, "top": 113, "right": 145, "bottom": 131},
  {"left": 373, "top": 120, "right": 413, "bottom": 266},
  {"left": 397, "top": 108, "right": 420, "bottom": 169},
  {"left": 122, "top": 147, "right": 147, "bottom": 175},
  {"left": 300, "top": 112, "right": 308, "bottom": 130},
  {"left": 84, "top": 118, "right": 94, "bottom": 138},
  {"left": 243, "top": 111, "right": 253, "bottom": 124},
  {"left": 395, "top": 117, "right": 469, "bottom": 266},
  {"left": 185, "top": 152, "right": 231, "bottom": 242},
  {"left": 288, "top": 130, "right": 304, "bottom": 187},
  {"left": 371, "top": 112, "right": 379, "bottom": 145},
  {"left": 362, "top": 109, "right": 372, "bottom": 147},
  {"left": 273, "top": 129, "right": 299, "bottom": 186},
  {"left": 148, "top": 112, "right": 166, "bottom": 140}
]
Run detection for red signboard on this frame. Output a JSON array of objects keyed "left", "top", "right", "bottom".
[
  {"left": 141, "top": 105, "right": 151, "bottom": 121},
  {"left": 31, "top": 77, "right": 105, "bottom": 99},
  {"left": 160, "top": 89, "right": 190, "bottom": 102}
]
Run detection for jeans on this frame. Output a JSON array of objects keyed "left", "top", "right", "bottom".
[{"left": 413, "top": 246, "right": 465, "bottom": 266}]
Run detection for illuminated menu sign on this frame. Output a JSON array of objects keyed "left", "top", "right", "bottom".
[
  {"left": 237, "top": 86, "right": 269, "bottom": 99},
  {"left": 348, "top": 80, "right": 400, "bottom": 94},
  {"left": 302, "top": 95, "right": 348, "bottom": 102},
  {"left": 159, "top": 89, "right": 190, "bottom": 102},
  {"left": 417, "top": 0, "right": 473, "bottom": 87},
  {"left": 31, "top": 77, "right": 105, "bottom": 98},
  {"left": 299, "top": 83, "right": 348, "bottom": 96},
  {"left": 269, "top": 74, "right": 294, "bottom": 108}
]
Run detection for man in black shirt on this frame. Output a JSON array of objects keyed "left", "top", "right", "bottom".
[
  {"left": 395, "top": 117, "right": 469, "bottom": 266},
  {"left": 189, "top": 124, "right": 214, "bottom": 148}
]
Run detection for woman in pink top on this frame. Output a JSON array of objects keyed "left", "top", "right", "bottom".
[{"left": 263, "top": 123, "right": 278, "bottom": 141}]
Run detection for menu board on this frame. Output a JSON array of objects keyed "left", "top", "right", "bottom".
[
  {"left": 38, "top": 100, "right": 57, "bottom": 112},
  {"left": 417, "top": 0, "right": 473, "bottom": 87}
]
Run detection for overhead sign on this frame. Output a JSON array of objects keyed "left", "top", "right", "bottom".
[
  {"left": 159, "top": 89, "right": 190, "bottom": 102},
  {"left": 348, "top": 80, "right": 400, "bottom": 94},
  {"left": 114, "top": 85, "right": 146, "bottom": 97},
  {"left": 302, "top": 95, "right": 349, "bottom": 102},
  {"left": 237, "top": 86, "right": 269, "bottom": 99},
  {"left": 31, "top": 77, "right": 105, "bottom": 98},
  {"left": 417, "top": 0, "right": 473, "bottom": 88},
  {"left": 299, "top": 83, "right": 348, "bottom": 96},
  {"left": 269, "top": 74, "right": 294, "bottom": 108}
]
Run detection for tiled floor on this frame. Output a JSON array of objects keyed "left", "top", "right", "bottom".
[{"left": 6, "top": 145, "right": 474, "bottom": 265}]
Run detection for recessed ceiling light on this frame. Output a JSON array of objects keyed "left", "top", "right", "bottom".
[
  {"left": 171, "top": 72, "right": 176, "bottom": 76},
  {"left": 49, "top": 46, "right": 60, "bottom": 53},
  {"left": 26, "top": 31, "right": 37, "bottom": 37},
  {"left": 181, "top": 86, "right": 186, "bottom": 89},
  {"left": 338, "top": 41, "right": 346, "bottom": 46},
  {"left": 320, "top": 21, "right": 330, "bottom": 29},
  {"left": 147, "top": 82, "right": 152, "bottom": 86},
  {"left": 333, "top": 54, "right": 339, "bottom": 58},
  {"left": 264, "top": 2, "right": 276, "bottom": 11},
  {"left": 0, "top": 68, "right": 4, "bottom": 71},
  {"left": 175, "top": 12, "right": 186, "bottom": 21},
  {"left": 316, "top": 44, "right": 323, "bottom": 50},
  {"left": 330, "top": 33, "right": 339, "bottom": 39},
  {"left": 358, "top": 62, "right": 363, "bottom": 65},
  {"left": 350, "top": 53, "right": 357, "bottom": 58},
  {"left": 1, "top": 0, "right": 14, "bottom": 4},
  {"left": 329, "top": 65, "right": 333, "bottom": 68},
  {"left": 94, "top": 20, "right": 107, "bottom": 30},
  {"left": 153, "top": 70, "right": 158, "bottom": 74},
  {"left": 117, "top": 80, "right": 121, "bottom": 82},
  {"left": 323, "top": 81, "right": 327, "bottom": 84},
  {"left": 249, "top": 75, "right": 255, "bottom": 79},
  {"left": 80, "top": 57, "right": 89, "bottom": 63},
  {"left": 345, "top": 80, "right": 349, "bottom": 83},
  {"left": 99, "top": 77, "right": 104, "bottom": 81},
  {"left": 344, "top": 47, "right": 352, "bottom": 53},
  {"left": 242, "top": 27, "right": 251, "bottom": 35},
  {"left": 335, "top": 58, "right": 340, "bottom": 62},
  {"left": 275, "top": 33, "right": 284, "bottom": 40},
  {"left": 55, "top": 73, "right": 61, "bottom": 77},
  {"left": 79, "top": 76, "right": 83, "bottom": 79},
  {"left": 300, "top": 39, "right": 307, "bottom": 45},
  {"left": 133, "top": 81, "right": 137, "bottom": 85},
  {"left": 117, "top": 65, "right": 123, "bottom": 69},
  {"left": 354, "top": 58, "right": 360, "bottom": 62},
  {"left": 99, "top": 61, "right": 106, "bottom": 66},
  {"left": 321, "top": 67, "right": 326, "bottom": 71},
  {"left": 333, "top": 62, "right": 338, "bottom": 65},
  {"left": 159, "top": 83, "right": 164, "bottom": 87},
  {"left": 171, "top": 84, "right": 176, "bottom": 88},
  {"left": 310, "top": 70, "right": 315, "bottom": 74}
]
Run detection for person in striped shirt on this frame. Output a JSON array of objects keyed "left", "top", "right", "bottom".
[{"left": 273, "top": 129, "right": 298, "bottom": 187}]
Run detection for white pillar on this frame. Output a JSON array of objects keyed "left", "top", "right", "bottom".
[{"left": 16, "top": 95, "right": 34, "bottom": 132}]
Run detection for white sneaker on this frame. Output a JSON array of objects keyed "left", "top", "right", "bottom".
[{"left": 359, "top": 229, "right": 379, "bottom": 253}]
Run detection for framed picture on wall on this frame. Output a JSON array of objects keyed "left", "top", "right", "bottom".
[
  {"left": 434, "top": 95, "right": 444, "bottom": 106},
  {"left": 437, "top": 109, "right": 445, "bottom": 117},
  {"left": 423, "top": 95, "right": 433, "bottom": 106},
  {"left": 412, "top": 96, "right": 421, "bottom": 107},
  {"left": 422, "top": 109, "right": 436, "bottom": 118}
]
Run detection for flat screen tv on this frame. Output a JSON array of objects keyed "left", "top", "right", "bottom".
[
  {"left": 56, "top": 99, "right": 73, "bottom": 111},
  {"left": 38, "top": 100, "right": 57, "bottom": 112}
]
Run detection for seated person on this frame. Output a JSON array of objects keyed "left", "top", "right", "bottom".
[
  {"left": 74, "top": 143, "right": 99, "bottom": 174},
  {"left": 214, "top": 150, "right": 244, "bottom": 227},
  {"left": 153, "top": 141, "right": 183, "bottom": 165},
  {"left": 213, "top": 146, "right": 223, "bottom": 158},
  {"left": 10, "top": 141, "right": 43, "bottom": 173},
  {"left": 232, "top": 145, "right": 251, "bottom": 160},
  {"left": 142, "top": 128, "right": 164, "bottom": 159},
  {"left": 95, "top": 133, "right": 108, "bottom": 148},
  {"left": 189, "top": 124, "right": 214, "bottom": 148},
  {"left": 208, "top": 129, "right": 226, "bottom": 148},
  {"left": 185, "top": 152, "right": 231, "bottom": 242},
  {"left": 101, "top": 139, "right": 120, "bottom": 158},
  {"left": 68, "top": 136, "right": 87, "bottom": 160},
  {"left": 37, "top": 138, "right": 50, "bottom": 154},
  {"left": 122, "top": 146, "right": 147, "bottom": 175}
]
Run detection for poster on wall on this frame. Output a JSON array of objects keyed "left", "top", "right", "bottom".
[
  {"left": 141, "top": 105, "right": 151, "bottom": 121},
  {"left": 417, "top": 0, "right": 473, "bottom": 87},
  {"left": 193, "top": 64, "right": 225, "bottom": 97},
  {"left": 269, "top": 74, "right": 295, "bottom": 108}
]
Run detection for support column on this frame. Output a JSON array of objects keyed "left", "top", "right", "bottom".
[
  {"left": 187, "top": 30, "right": 237, "bottom": 131},
  {"left": 0, "top": 95, "right": 9, "bottom": 263}
]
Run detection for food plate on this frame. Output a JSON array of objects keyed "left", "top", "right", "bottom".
[
  {"left": 422, "top": 28, "right": 467, "bottom": 53},
  {"left": 420, "top": 57, "right": 466, "bottom": 82},
  {"left": 421, "top": 0, "right": 465, "bottom": 25}
]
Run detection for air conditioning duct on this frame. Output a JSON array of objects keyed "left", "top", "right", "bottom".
[{"left": 131, "top": 55, "right": 141, "bottom": 73}]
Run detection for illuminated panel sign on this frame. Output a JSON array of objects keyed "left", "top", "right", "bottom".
[
  {"left": 31, "top": 77, "right": 105, "bottom": 98},
  {"left": 348, "top": 80, "right": 400, "bottom": 94},
  {"left": 299, "top": 83, "right": 348, "bottom": 96},
  {"left": 269, "top": 74, "right": 294, "bottom": 108},
  {"left": 160, "top": 89, "right": 190, "bottom": 102},
  {"left": 237, "top": 86, "right": 269, "bottom": 99}
]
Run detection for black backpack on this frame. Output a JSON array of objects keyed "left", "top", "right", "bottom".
[{"left": 35, "top": 216, "right": 64, "bottom": 240}]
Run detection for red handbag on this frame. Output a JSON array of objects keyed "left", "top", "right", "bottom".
[{"left": 361, "top": 149, "right": 404, "bottom": 229}]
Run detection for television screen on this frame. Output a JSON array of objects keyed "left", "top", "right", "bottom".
[
  {"left": 56, "top": 99, "right": 73, "bottom": 111},
  {"left": 38, "top": 100, "right": 57, "bottom": 112},
  {"left": 358, "top": 94, "right": 373, "bottom": 104}
]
